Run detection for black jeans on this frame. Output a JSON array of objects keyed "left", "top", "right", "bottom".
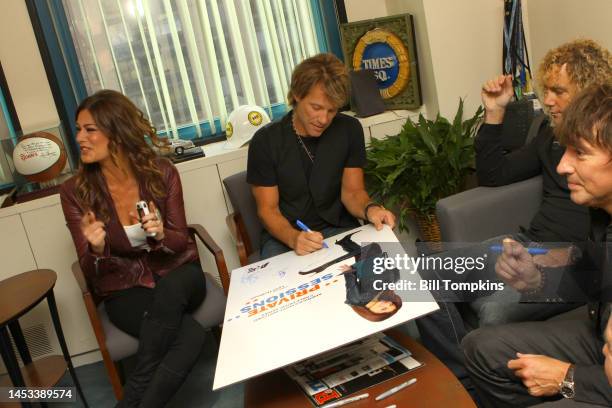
[
  {"left": 105, "top": 262, "right": 207, "bottom": 378},
  {"left": 414, "top": 233, "right": 581, "bottom": 400},
  {"left": 462, "top": 319, "right": 608, "bottom": 408}
]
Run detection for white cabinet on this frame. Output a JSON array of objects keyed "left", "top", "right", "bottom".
[
  {"left": 20, "top": 203, "right": 98, "bottom": 354},
  {"left": 0, "top": 214, "right": 37, "bottom": 279},
  {"left": 179, "top": 164, "right": 240, "bottom": 282}
]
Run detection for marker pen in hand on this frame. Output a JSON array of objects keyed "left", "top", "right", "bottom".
[
  {"left": 296, "top": 220, "right": 329, "bottom": 249},
  {"left": 489, "top": 245, "right": 548, "bottom": 255}
]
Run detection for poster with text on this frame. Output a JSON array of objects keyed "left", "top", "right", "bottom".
[{"left": 213, "top": 225, "right": 438, "bottom": 390}]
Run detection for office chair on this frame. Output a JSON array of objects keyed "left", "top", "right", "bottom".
[
  {"left": 71, "top": 224, "right": 229, "bottom": 400},
  {"left": 436, "top": 176, "right": 542, "bottom": 243},
  {"left": 223, "top": 171, "right": 262, "bottom": 266}
]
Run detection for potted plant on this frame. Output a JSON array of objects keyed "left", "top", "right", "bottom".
[{"left": 365, "top": 99, "right": 484, "bottom": 241}]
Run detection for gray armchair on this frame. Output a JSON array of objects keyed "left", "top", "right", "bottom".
[
  {"left": 71, "top": 224, "right": 228, "bottom": 401},
  {"left": 435, "top": 175, "right": 585, "bottom": 326},
  {"left": 436, "top": 176, "right": 542, "bottom": 243}
]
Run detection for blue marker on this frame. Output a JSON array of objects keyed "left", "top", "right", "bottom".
[
  {"left": 296, "top": 220, "right": 329, "bottom": 249},
  {"left": 489, "top": 245, "right": 548, "bottom": 255}
]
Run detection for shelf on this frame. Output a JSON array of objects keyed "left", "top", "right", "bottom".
[{"left": 0, "top": 355, "right": 67, "bottom": 389}]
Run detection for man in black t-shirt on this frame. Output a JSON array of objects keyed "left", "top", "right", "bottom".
[{"left": 247, "top": 53, "right": 395, "bottom": 259}]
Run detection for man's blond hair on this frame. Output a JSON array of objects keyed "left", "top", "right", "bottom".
[
  {"left": 287, "top": 53, "right": 349, "bottom": 109},
  {"left": 537, "top": 39, "right": 611, "bottom": 93}
]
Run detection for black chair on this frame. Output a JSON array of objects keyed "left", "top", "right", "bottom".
[{"left": 223, "top": 171, "right": 262, "bottom": 266}]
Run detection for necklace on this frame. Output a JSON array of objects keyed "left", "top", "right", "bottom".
[
  {"left": 292, "top": 114, "right": 315, "bottom": 163},
  {"left": 296, "top": 135, "right": 315, "bottom": 163}
]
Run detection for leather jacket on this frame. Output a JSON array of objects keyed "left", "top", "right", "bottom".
[{"left": 60, "top": 159, "right": 198, "bottom": 297}]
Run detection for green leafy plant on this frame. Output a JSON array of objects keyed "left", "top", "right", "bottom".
[{"left": 365, "top": 99, "right": 484, "bottom": 232}]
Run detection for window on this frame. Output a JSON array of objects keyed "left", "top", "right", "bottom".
[
  {"left": 0, "top": 63, "right": 19, "bottom": 188},
  {"left": 0, "top": 91, "right": 16, "bottom": 187},
  {"left": 58, "top": 0, "right": 334, "bottom": 139}
]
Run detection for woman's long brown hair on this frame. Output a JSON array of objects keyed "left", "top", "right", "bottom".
[{"left": 74, "top": 89, "right": 168, "bottom": 222}]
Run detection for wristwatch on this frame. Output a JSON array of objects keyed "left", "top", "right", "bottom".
[{"left": 560, "top": 364, "right": 575, "bottom": 399}]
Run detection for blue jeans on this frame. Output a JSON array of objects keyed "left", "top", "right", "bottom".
[{"left": 260, "top": 225, "right": 355, "bottom": 260}]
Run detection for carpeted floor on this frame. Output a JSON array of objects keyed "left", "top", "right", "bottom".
[{"left": 54, "top": 331, "right": 243, "bottom": 408}]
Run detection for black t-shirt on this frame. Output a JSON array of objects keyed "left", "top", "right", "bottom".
[
  {"left": 247, "top": 111, "right": 366, "bottom": 232},
  {"left": 295, "top": 134, "right": 325, "bottom": 229}
]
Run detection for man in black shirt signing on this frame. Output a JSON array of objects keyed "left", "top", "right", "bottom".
[{"left": 247, "top": 53, "right": 395, "bottom": 259}]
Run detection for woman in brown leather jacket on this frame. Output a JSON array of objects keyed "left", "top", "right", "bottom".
[{"left": 60, "top": 90, "right": 207, "bottom": 408}]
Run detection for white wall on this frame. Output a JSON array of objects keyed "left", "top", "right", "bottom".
[
  {"left": 385, "top": 0, "right": 438, "bottom": 119},
  {"left": 524, "top": 0, "right": 612, "bottom": 74},
  {"left": 346, "top": 0, "right": 612, "bottom": 120},
  {"left": 0, "top": 1, "right": 59, "bottom": 132},
  {"left": 387, "top": 0, "right": 504, "bottom": 119},
  {"left": 344, "top": 0, "right": 390, "bottom": 22},
  {"left": 419, "top": 0, "right": 503, "bottom": 119}
]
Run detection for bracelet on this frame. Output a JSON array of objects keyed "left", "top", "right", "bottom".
[
  {"left": 522, "top": 263, "right": 547, "bottom": 296},
  {"left": 364, "top": 202, "right": 383, "bottom": 223}
]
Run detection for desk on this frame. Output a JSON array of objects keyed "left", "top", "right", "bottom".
[
  {"left": 245, "top": 328, "right": 476, "bottom": 408},
  {"left": 0, "top": 270, "right": 87, "bottom": 407}
]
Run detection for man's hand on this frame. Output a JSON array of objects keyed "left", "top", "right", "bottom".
[
  {"left": 338, "top": 264, "right": 353, "bottom": 273},
  {"left": 533, "top": 247, "right": 574, "bottom": 269},
  {"left": 508, "top": 353, "right": 571, "bottom": 397},
  {"left": 482, "top": 74, "right": 514, "bottom": 124},
  {"left": 292, "top": 230, "right": 324, "bottom": 255},
  {"left": 495, "top": 238, "right": 542, "bottom": 291},
  {"left": 603, "top": 317, "right": 612, "bottom": 385},
  {"left": 80, "top": 211, "right": 106, "bottom": 255},
  {"left": 366, "top": 205, "right": 396, "bottom": 230}
]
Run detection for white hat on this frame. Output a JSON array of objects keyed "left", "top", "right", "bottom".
[{"left": 223, "top": 105, "right": 271, "bottom": 149}]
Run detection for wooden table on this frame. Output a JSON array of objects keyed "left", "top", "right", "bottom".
[
  {"left": 245, "top": 328, "right": 476, "bottom": 408},
  {"left": 0, "top": 270, "right": 87, "bottom": 407}
]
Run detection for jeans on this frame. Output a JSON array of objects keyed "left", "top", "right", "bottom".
[
  {"left": 415, "top": 233, "right": 582, "bottom": 395},
  {"left": 463, "top": 320, "right": 608, "bottom": 407},
  {"left": 105, "top": 262, "right": 208, "bottom": 406}
]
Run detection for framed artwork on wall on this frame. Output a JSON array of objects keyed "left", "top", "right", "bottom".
[{"left": 341, "top": 14, "right": 422, "bottom": 110}]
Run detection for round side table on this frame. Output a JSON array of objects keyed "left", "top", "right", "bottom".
[{"left": 0, "top": 269, "right": 88, "bottom": 407}]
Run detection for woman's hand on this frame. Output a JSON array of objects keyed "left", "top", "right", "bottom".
[
  {"left": 80, "top": 211, "right": 106, "bottom": 255},
  {"left": 133, "top": 201, "right": 165, "bottom": 241}
]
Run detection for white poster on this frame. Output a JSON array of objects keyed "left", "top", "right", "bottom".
[{"left": 213, "top": 225, "right": 438, "bottom": 390}]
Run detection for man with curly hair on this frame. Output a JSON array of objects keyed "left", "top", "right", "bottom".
[
  {"left": 473, "top": 39, "right": 610, "bottom": 324},
  {"left": 416, "top": 39, "right": 611, "bottom": 399},
  {"left": 464, "top": 81, "right": 612, "bottom": 407}
]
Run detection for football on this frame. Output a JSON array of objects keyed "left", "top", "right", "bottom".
[{"left": 12, "top": 131, "right": 68, "bottom": 183}]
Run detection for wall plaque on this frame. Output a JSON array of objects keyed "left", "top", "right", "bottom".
[{"left": 341, "top": 14, "right": 422, "bottom": 110}]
